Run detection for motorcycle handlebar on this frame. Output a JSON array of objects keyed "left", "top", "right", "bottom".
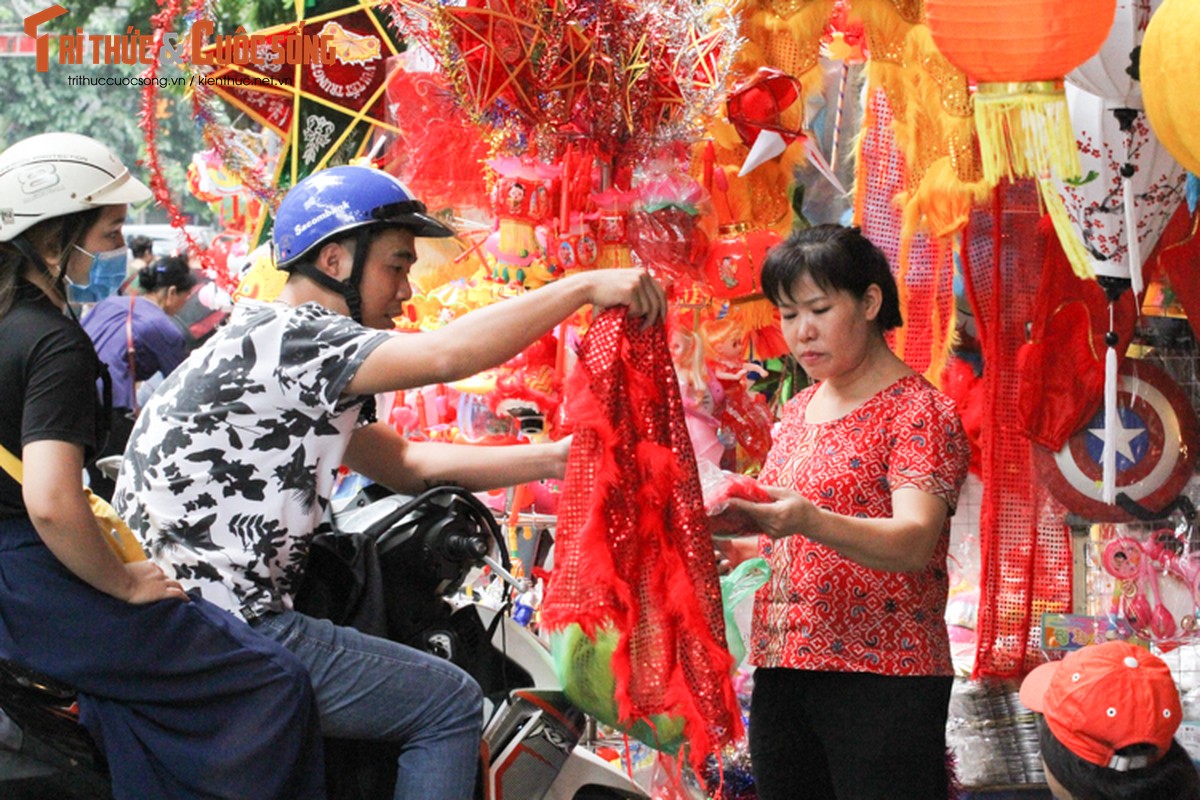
[
  {"left": 482, "top": 554, "right": 529, "bottom": 593},
  {"left": 443, "top": 532, "right": 490, "bottom": 561}
]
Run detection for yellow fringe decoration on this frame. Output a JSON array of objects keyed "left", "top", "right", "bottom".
[
  {"left": 850, "top": 85, "right": 879, "bottom": 229},
  {"left": 894, "top": 26, "right": 989, "bottom": 248},
  {"left": 1038, "top": 176, "right": 1095, "bottom": 281},
  {"left": 854, "top": 0, "right": 913, "bottom": 116},
  {"left": 854, "top": 0, "right": 911, "bottom": 66},
  {"left": 497, "top": 218, "right": 539, "bottom": 260},
  {"left": 901, "top": 157, "right": 986, "bottom": 240},
  {"left": 849, "top": 1, "right": 988, "bottom": 380},
  {"left": 737, "top": 0, "right": 836, "bottom": 105},
  {"left": 893, "top": 223, "right": 912, "bottom": 362},
  {"left": 727, "top": 297, "right": 779, "bottom": 337},
  {"left": 923, "top": 237, "right": 955, "bottom": 387},
  {"left": 973, "top": 83, "right": 1082, "bottom": 186},
  {"left": 596, "top": 244, "right": 633, "bottom": 270},
  {"left": 899, "top": 25, "right": 981, "bottom": 189}
]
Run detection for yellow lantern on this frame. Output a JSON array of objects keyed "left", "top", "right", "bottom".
[{"left": 1141, "top": 0, "right": 1200, "bottom": 176}]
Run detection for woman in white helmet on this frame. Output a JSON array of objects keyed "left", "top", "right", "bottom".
[{"left": 0, "top": 133, "right": 325, "bottom": 799}]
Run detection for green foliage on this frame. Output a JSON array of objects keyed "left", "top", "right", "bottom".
[
  {"left": 0, "top": 55, "right": 210, "bottom": 225},
  {"left": 42, "top": 0, "right": 294, "bottom": 35},
  {"left": 0, "top": 0, "right": 302, "bottom": 225}
]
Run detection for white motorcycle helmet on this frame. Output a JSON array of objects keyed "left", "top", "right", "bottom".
[{"left": 0, "top": 132, "right": 151, "bottom": 242}]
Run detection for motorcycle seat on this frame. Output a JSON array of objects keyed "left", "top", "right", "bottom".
[{"left": 0, "top": 659, "right": 76, "bottom": 701}]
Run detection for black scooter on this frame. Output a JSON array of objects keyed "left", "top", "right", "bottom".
[{"left": 0, "top": 485, "right": 647, "bottom": 800}]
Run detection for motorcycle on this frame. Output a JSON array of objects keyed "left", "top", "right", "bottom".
[
  {"left": 0, "top": 482, "right": 649, "bottom": 800},
  {"left": 312, "top": 482, "right": 649, "bottom": 800}
]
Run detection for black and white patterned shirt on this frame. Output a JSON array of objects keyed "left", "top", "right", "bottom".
[{"left": 115, "top": 300, "right": 391, "bottom": 621}]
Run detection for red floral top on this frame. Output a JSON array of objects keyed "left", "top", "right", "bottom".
[{"left": 750, "top": 374, "right": 970, "bottom": 676}]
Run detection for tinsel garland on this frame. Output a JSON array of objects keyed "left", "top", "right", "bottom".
[{"left": 386, "top": 0, "right": 742, "bottom": 162}]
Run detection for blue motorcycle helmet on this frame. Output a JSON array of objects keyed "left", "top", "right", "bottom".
[{"left": 273, "top": 166, "right": 453, "bottom": 323}]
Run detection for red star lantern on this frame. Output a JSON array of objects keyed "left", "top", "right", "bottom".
[
  {"left": 537, "top": 23, "right": 594, "bottom": 120},
  {"left": 679, "top": 25, "right": 726, "bottom": 94},
  {"left": 726, "top": 68, "right": 806, "bottom": 176},
  {"left": 727, "top": 68, "right": 804, "bottom": 147},
  {"left": 444, "top": 0, "right": 543, "bottom": 119}
]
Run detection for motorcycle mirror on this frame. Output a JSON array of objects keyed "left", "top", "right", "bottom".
[{"left": 532, "top": 526, "right": 554, "bottom": 570}]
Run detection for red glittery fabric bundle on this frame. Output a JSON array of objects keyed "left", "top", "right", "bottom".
[{"left": 541, "top": 308, "right": 743, "bottom": 764}]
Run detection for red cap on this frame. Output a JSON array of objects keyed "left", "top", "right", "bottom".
[{"left": 1020, "top": 641, "right": 1182, "bottom": 771}]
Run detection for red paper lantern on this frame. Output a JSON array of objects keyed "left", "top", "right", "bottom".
[
  {"left": 926, "top": 0, "right": 1118, "bottom": 279},
  {"left": 925, "top": 0, "right": 1115, "bottom": 185},
  {"left": 702, "top": 227, "right": 781, "bottom": 300},
  {"left": 926, "top": 1, "right": 1115, "bottom": 84}
]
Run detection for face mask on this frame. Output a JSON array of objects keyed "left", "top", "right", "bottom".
[{"left": 67, "top": 245, "right": 128, "bottom": 303}]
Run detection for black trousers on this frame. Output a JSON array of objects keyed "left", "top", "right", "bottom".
[{"left": 749, "top": 667, "right": 954, "bottom": 800}]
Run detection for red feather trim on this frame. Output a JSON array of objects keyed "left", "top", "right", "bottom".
[{"left": 542, "top": 309, "right": 743, "bottom": 769}]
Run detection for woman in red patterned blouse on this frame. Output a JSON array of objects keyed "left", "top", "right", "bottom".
[{"left": 721, "top": 225, "right": 970, "bottom": 800}]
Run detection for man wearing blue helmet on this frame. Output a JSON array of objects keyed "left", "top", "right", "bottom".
[{"left": 114, "top": 165, "right": 666, "bottom": 799}]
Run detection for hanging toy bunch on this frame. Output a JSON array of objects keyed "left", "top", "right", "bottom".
[
  {"left": 483, "top": 156, "right": 563, "bottom": 288},
  {"left": 389, "top": 385, "right": 460, "bottom": 444},
  {"left": 487, "top": 332, "right": 564, "bottom": 442},
  {"left": 667, "top": 309, "right": 727, "bottom": 469},
  {"left": 390, "top": 0, "right": 741, "bottom": 287},
  {"left": 665, "top": 310, "right": 775, "bottom": 476},
  {"left": 1103, "top": 524, "right": 1200, "bottom": 646},
  {"left": 587, "top": 177, "right": 639, "bottom": 270},
  {"left": 546, "top": 145, "right": 601, "bottom": 276}
]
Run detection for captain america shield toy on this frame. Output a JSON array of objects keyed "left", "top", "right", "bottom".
[{"left": 1035, "top": 360, "right": 1198, "bottom": 522}]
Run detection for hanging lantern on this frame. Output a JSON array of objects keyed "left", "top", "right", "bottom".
[
  {"left": 484, "top": 157, "right": 562, "bottom": 288},
  {"left": 726, "top": 68, "right": 805, "bottom": 177},
  {"left": 702, "top": 227, "right": 781, "bottom": 301},
  {"left": 925, "top": 0, "right": 1116, "bottom": 185},
  {"left": 1054, "top": 84, "right": 1185, "bottom": 501},
  {"left": 926, "top": 0, "right": 1118, "bottom": 279},
  {"left": 1067, "top": 0, "right": 1164, "bottom": 109},
  {"left": 1056, "top": 84, "right": 1185, "bottom": 294},
  {"left": 1141, "top": 0, "right": 1200, "bottom": 176},
  {"left": 1063, "top": 0, "right": 1172, "bottom": 298}
]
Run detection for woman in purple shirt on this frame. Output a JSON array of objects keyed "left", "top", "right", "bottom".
[{"left": 82, "top": 255, "right": 196, "bottom": 497}]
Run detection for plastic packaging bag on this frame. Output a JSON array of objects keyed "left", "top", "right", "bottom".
[
  {"left": 549, "top": 623, "right": 688, "bottom": 753},
  {"left": 720, "top": 557, "right": 769, "bottom": 667},
  {"left": 698, "top": 460, "right": 771, "bottom": 539}
]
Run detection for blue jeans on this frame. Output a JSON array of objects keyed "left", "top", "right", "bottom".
[{"left": 252, "top": 609, "right": 483, "bottom": 800}]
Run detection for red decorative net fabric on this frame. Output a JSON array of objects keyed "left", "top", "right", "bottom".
[
  {"left": 961, "top": 183, "right": 1073, "bottom": 678},
  {"left": 854, "top": 86, "right": 1072, "bottom": 677},
  {"left": 541, "top": 309, "right": 743, "bottom": 765}
]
